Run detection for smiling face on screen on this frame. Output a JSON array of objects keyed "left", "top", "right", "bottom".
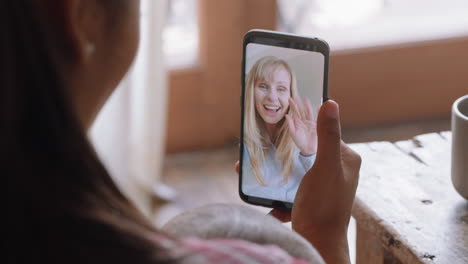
[{"left": 254, "top": 66, "right": 291, "bottom": 125}]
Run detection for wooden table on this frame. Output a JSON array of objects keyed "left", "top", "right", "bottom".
[{"left": 350, "top": 132, "right": 468, "bottom": 264}]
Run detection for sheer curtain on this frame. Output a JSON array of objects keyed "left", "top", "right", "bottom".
[{"left": 89, "top": 0, "right": 168, "bottom": 217}]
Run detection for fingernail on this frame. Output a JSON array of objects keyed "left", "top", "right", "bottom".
[{"left": 327, "top": 100, "right": 339, "bottom": 119}]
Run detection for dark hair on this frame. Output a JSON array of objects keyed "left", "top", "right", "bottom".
[{"left": 3, "top": 1, "right": 174, "bottom": 263}]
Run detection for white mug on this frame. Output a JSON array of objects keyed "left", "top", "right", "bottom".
[{"left": 452, "top": 94, "right": 468, "bottom": 199}]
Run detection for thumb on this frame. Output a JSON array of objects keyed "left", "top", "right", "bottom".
[{"left": 316, "top": 100, "right": 342, "bottom": 164}]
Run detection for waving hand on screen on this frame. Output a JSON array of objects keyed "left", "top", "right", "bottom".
[{"left": 286, "top": 97, "right": 318, "bottom": 156}]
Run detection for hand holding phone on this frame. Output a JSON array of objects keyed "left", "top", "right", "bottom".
[
  {"left": 237, "top": 100, "right": 361, "bottom": 264},
  {"left": 292, "top": 100, "right": 361, "bottom": 264}
]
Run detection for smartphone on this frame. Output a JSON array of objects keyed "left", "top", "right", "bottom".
[{"left": 239, "top": 30, "right": 329, "bottom": 209}]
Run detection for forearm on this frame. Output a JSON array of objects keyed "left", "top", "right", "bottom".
[
  {"left": 293, "top": 226, "right": 350, "bottom": 264},
  {"left": 309, "top": 235, "right": 350, "bottom": 264}
]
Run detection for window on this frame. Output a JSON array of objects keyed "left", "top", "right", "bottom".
[
  {"left": 278, "top": 0, "right": 468, "bottom": 50},
  {"left": 278, "top": 0, "right": 383, "bottom": 31}
]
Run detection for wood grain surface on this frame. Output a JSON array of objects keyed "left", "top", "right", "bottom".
[{"left": 351, "top": 132, "right": 468, "bottom": 263}]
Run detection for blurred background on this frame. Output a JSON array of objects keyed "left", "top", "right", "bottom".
[{"left": 89, "top": 0, "right": 468, "bottom": 262}]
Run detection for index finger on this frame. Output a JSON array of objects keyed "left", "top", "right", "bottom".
[
  {"left": 268, "top": 209, "right": 292, "bottom": 223},
  {"left": 289, "top": 97, "right": 304, "bottom": 121}
]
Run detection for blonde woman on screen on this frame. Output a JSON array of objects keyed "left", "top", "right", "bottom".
[{"left": 243, "top": 56, "right": 318, "bottom": 202}]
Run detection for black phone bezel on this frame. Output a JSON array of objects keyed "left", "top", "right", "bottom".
[{"left": 239, "top": 29, "right": 330, "bottom": 210}]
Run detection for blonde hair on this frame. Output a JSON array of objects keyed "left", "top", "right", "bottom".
[{"left": 244, "top": 56, "right": 299, "bottom": 186}]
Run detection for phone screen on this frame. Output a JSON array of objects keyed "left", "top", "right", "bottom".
[{"left": 240, "top": 31, "right": 329, "bottom": 209}]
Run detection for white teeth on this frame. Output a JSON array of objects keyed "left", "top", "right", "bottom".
[{"left": 265, "top": 105, "right": 280, "bottom": 110}]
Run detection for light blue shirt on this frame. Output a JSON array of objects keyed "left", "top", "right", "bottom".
[{"left": 242, "top": 143, "right": 316, "bottom": 203}]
